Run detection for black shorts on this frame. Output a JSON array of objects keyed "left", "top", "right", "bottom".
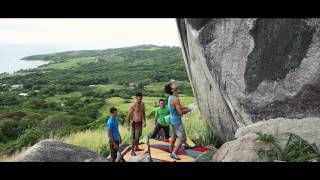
[{"left": 150, "top": 123, "right": 170, "bottom": 139}]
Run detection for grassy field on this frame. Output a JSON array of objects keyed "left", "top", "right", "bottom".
[{"left": 40, "top": 57, "right": 96, "bottom": 70}]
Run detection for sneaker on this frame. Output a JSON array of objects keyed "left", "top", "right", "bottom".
[
  {"left": 116, "top": 151, "right": 121, "bottom": 162},
  {"left": 170, "top": 153, "right": 181, "bottom": 160}
]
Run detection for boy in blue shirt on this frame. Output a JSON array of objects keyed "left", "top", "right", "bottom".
[{"left": 107, "top": 107, "right": 121, "bottom": 162}]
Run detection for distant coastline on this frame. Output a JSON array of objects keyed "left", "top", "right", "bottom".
[{"left": 0, "top": 58, "right": 50, "bottom": 74}]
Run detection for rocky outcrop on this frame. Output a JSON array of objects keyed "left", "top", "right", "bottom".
[
  {"left": 235, "top": 117, "right": 320, "bottom": 151},
  {"left": 177, "top": 18, "right": 320, "bottom": 143},
  {"left": 212, "top": 133, "right": 281, "bottom": 162},
  {"left": 16, "top": 139, "right": 109, "bottom": 162}
]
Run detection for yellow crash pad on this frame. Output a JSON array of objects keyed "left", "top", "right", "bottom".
[
  {"left": 149, "top": 137, "right": 196, "bottom": 148},
  {"left": 149, "top": 147, "right": 195, "bottom": 162}
]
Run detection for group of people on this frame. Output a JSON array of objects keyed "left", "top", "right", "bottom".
[{"left": 106, "top": 83, "right": 197, "bottom": 162}]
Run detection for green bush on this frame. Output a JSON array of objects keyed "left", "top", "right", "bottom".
[
  {"left": 23, "top": 98, "right": 47, "bottom": 109},
  {"left": 17, "top": 115, "right": 42, "bottom": 133},
  {"left": 70, "top": 116, "right": 87, "bottom": 126},
  {"left": 117, "top": 111, "right": 127, "bottom": 125},
  {"left": 0, "top": 119, "right": 19, "bottom": 140},
  {"left": 17, "top": 129, "right": 41, "bottom": 147},
  {"left": 0, "top": 93, "right": 23, "bottom": 106},
  {"left": 37, "top": 114, "right": 70, "bottom": 138}
]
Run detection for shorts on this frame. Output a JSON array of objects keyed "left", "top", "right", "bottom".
[
  {"left": 131, "top": 122, "right": 142, "bottom": 141},
  {"left": 171, "top": 123, "right": 186, "bottom": 143},
  {"left": 109, "top": 140, "right": 120, "bottom": 161},
  {"left": 150, "top": 123, "right": 170, "bottom": 139}
]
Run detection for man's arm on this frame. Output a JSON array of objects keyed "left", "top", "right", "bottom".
[
  {"left": 142, "top": 103, "right": 146, "bottom": 127},
  {"left": 127, "top": 106, "right": 134, "bottom": 127},
  {"left": 173, "top": 98, "right": 191, "bottom": 116},
  {"left": 154, "top": 110, "right": 158, "bottom": 125}
]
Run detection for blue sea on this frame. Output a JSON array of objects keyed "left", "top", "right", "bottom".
[{"left": 0, "top": 44, "right": 80, "bottom": 74}]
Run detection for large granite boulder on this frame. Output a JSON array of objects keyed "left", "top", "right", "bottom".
[
  {"left": 235, "top": 117, "right": 320, "bottom": 151},
  {"left": 177, "top": 18, "right": 320, "bottom": 143},
  {"left": 16, "top": 139, "right": 109, "bottom": 162}
]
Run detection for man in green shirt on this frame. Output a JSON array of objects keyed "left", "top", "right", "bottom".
[{"left": 150, "top": 99, "right": 170, "bottom": 142}]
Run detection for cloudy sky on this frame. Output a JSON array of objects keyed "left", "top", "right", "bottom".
[{"left": 0, "top": 18, "right": 181, "bottom": 50}]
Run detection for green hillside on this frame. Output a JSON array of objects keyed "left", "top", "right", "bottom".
[{"left": 0, "top": 45, "right": 213, "bottom": 161}]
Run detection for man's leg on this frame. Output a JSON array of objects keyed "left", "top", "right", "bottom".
[
  {"left": 114, "top": 141, "right": 120, "bottom": 162},
  {"left": 131, "top": 124, "right": 136, "bottom": 156},
  {"left": 163, "top": 125, "right": 170, "bottom": 142},
  {"left": 172, "top": 124, "right": 186, "bottom": 155},
  {"left": 170, "top": 124, "right": 186, "bottom": 160},
  {"left": 135, "top": 128, "right": 143, "bottom": 151},
  {"left": 169, "top": 125, "right": 176, "bottom": 153},
  {"left": 109, "top": 141, "right": 116, "bottom": 162},
  {"left": 150, "top": 123, "right": 161, "bottom": 139}
]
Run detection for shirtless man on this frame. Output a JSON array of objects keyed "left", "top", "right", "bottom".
[{"left": 127, "top": 92, "right": 146, "bottom": 156}]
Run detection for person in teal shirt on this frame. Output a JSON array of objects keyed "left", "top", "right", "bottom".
[
  {"left": 106, "top": 107, "right": 121, "bottom": 162},
  {"left": 149, "top": 99, "right": 170, "bottom": 142},
  {"left": 165, "top": 83, "right": 192, "bottom": 160}
]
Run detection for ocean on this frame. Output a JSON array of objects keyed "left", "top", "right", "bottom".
[{"left": 0, "top": 44, "right": 78, "bottom": 74}]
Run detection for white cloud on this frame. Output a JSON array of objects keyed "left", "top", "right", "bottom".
[{"left": 0, "top": 18, "right": 180, "bottom": 49}]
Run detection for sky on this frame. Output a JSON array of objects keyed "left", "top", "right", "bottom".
[{"left": 0, "top": 18, "right": 181, "bottom": 50}]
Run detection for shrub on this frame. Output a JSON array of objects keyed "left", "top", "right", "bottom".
[
  {"left": 37, "top": 114, "right": 70, "bottom": 138},
  {"left": 70, "top": 115, "right": 94, "bottom": 126},
  {"left": 0, "top": 119, "right": 19, "bottom": 139},
  {"left": 17, "top": 115, "right": 42, "bottom": 133},
  {"left": 17, "top": 129, "right": 41, "bottom": 147},
  {"left": 117, "top": 111, "right": 127, "bottom": 125}
]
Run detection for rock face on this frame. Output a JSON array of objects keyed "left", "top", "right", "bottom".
[
  {"left": 177, "top": 18, "right": 320, "bottom": 143},
  {"left": 212, "top": 133, "right": 280, "bottom": 162},
  {"left": 235, "top": 117, "right": 320, "bottom": 151},
  {"left": 17, "top": 139, "right": 109, "bottom": 162}
]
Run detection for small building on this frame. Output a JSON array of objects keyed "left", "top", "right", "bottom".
[
  {"left": 129, "top": 83, "right": 136, "bottom": 87},
  {"left": 11, "top": 84, "right": 23, "bottom": 90},
  {"left": 19, "top": 93, "right": 28, "bottom": 96}
]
